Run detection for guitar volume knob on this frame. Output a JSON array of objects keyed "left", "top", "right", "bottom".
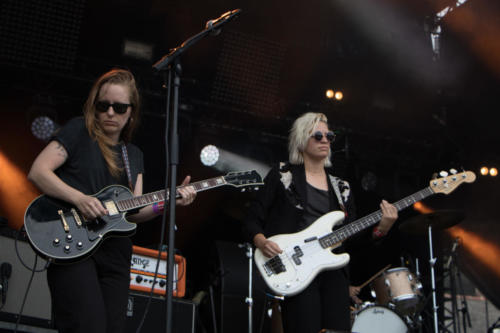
[
  {"left": 64, "top": 245, "right": 71, "bottom": 253},
  {"left": 53, "top": 238, "right": 60, "bottom": 246},
  {"left": 66, "top": 234, "right": 73, "bottom": 242},
  {"left": 76, "top": 241, "right": 83, "bottom": 249}
]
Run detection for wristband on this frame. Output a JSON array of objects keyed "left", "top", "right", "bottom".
[
  {"left": 152, "top": 201, "right": 165, "bottom": 215},
  {"left": 373, "top": 226, "right": 385, "bottom": 238}
]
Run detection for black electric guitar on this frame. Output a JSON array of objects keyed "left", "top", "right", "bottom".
[{"left": 24, "top": 170, "right": 263, "bottom": 263}]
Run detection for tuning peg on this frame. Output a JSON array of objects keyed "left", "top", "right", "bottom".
[
  {"left": 450, "top": 168, "right": 457, "bottom": 175},
  {"left": 439, "top": 171, "right": 448, "bottom": 177},
  {"left": 254, "top": 187, "right": 260, "bottom": 191},
  {"left": 241, "top": 188, "right": 246, "bottom": 192}
]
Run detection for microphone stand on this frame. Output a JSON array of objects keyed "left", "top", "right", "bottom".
[
  {"left": 239, "top": 243, "right": 254, "bottom": 333},
  {"left": 152, "top": 10, "right": 241, "bottom": 333}
]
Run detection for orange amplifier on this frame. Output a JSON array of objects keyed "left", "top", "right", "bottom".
[{"left": 130, "top": 245, "right": 186, "bottom": 297}]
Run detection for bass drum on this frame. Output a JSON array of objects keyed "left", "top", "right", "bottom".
[{"left": 351, "top": 305, "right": 408, "bottom": 333}]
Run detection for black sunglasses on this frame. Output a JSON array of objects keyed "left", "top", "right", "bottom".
[
  {"left": 95, "top": 101, "right": 132, "bottom": 114},
  {"left": 311, "top": 131, "right": 336, "bottom": 142}
]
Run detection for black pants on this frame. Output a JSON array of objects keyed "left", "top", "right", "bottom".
[
  {"left": 281, "top": 269, "right": 351, "bottom": 333},
  {"left": 47, "top": 238, "right": 132, "bottom": 333}
]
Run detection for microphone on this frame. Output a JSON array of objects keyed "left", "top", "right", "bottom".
[
  {"left": 205, "top": 9, "right": 241, "bottom": 36},
  {"left": 445, "top": 238, "right": 460, "bottom": 270},
  {"left": 1, "top": 262, "right": 12, "bottom": 304}
]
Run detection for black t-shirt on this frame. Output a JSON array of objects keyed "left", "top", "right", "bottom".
[
  {"left": 302, "top": 182, "right": 341, "bottom": 229},
  {"left": 53, "top": 117, "right": 144, "bottom": 195},
  {"left": 51, "top": 117, "right": 144, "bottom": 259}
]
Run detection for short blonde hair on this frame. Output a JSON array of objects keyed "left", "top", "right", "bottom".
[{"left": 288, "top": 112, "right": 332, "bottom": 167}]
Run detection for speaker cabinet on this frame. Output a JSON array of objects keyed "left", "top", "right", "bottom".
[
  {"left": 0, "top": 234, "right": 52, "bottom": 328},
  {"left": 126, "top": 292, "right": 196, "bottom": 333}
]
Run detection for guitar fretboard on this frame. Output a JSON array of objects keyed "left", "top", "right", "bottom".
[
  {"left": 115, "top": 177, "right": 226, "bottom": 211},
  {"left": 319, "top": 187, "right": 435, "bottom": 248}
]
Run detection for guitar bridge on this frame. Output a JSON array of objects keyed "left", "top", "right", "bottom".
[{"left": 263, "top": 256, "right": 286, "bottom": 276}]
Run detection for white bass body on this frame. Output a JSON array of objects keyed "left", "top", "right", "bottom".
[{"left": 254, "top": 211, "right": 349, "bottom": 296}]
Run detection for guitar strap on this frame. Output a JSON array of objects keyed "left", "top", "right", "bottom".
[
  {"left": 328, "top": 175, "right": 346, "bottom": 213},
  {"left": 121, "top": 144, "right": 134, "bottom": 192}
]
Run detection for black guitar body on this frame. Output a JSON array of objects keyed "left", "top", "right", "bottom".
[
  {"left": 24, "top": 185, "right": 137, "bottom": 264},
  {"left": 23, "top": 170, "right": 265, "bottom": 263}
]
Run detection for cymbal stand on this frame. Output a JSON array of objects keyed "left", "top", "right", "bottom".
[
  {"left": 442, "top": 241, "right": 459, "bottom": 333},
  {"left": 427, "top": 225, "right": 439, "bottom": 333},
  {"left": 239, "top": 243, "right": 254, "bottom": 333},
  {"left": 454, "top": 254, "right": 472, "bottom": 333}
]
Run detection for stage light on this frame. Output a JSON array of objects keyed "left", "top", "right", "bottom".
[
  {"left": 199, "top": 145, "right": 270, "bottom": 177},
  {"left": 31, "top": 116, "right": 57, "bottom": 141},
  {"left": 326, "top": 89, "right": 334, "bottom": 99},
  {"left": 334, "top": 91, "right": 343, "bottom": 101},
  {"left": 490, "top": 168, "right": 498, "bottom": 177},
  {"left": 480, "top": 167, "right": 489, "bottom": 176},
  {"left": 200, "top": 145, "right": 220, "bottom": 166}
]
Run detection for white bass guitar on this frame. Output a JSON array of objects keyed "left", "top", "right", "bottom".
[{"left": 254, "top": 170, "right": 475, "bottom": 296}]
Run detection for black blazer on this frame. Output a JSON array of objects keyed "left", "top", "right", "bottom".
[{"left": 242, "top": 162, "right": 357, "bottom": 243}]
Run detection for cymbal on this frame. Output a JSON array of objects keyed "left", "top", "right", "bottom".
[{"left": 399, "top": 210, "right": 464, "bottom": 234}]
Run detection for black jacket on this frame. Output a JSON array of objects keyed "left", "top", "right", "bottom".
[{"left": 243, "top": 162, "right": 357, "bottom": 243}]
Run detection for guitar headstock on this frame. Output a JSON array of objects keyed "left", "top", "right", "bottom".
[
  {"left": 429, "top": 169, "right": 476, "bottom": 195},
  {"left": 224, "top": 170, "right": 264, "bottom": 191}
]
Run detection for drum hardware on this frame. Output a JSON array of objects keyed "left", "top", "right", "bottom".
[
  {"left": 443, "top": 238, "right": 472, "bottom": 333},
  {"left": 259, "top": 294, "right": 284, "bottom": 333},
  {"left": 398, "top": 210, "right": 464, "bottom": 235},
  {"left": 399, "top": 210, "right": 465, "bottom": 333}
]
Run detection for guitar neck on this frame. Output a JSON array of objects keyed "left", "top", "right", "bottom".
[
  {"left": 319, "top": 186, "right": 435, "bottom": 247},
  {"left": 115, "top": 176, "right": 226, "bottom": 212}
]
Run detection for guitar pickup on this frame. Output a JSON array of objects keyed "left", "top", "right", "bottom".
[
  {"left": 58, "top": 210, "right": 70, "bottom": 232},
  {"left": 292, "top": 246, "right": 304, "bottom": 265},
  {"left": 103, "top": 200, "right": 119, "bottom": 216},
  {"left": 71, "top": 208, "right": 82, "bottom": 227}
]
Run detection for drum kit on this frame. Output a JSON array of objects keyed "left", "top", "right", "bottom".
[{"left": 350, "top": 210, "right": 464, "bottom": 333}]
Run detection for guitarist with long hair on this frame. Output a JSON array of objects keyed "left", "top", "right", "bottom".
[
  {"left": 27, "top": 68, "right": 196, "bottom": 333},
  {"left": 243, "top": 112, "right": 398, "bottom": 333}
]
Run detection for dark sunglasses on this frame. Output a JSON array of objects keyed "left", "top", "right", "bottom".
[
  {"left": 95, "top": 101, "right": 132, "bottom": 114},
  {"left": 311, "top": 131, "right": 336, "bottom": 142}
]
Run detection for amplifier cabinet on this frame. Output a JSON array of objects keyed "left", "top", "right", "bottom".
[
  {"left": 0, "top": 234, "right": 52, "bottom": 328},
  {"left": 126, "top": 292, "right": 196, "bottom": 333}
]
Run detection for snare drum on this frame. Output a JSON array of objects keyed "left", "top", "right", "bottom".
[
  {"left": 371, "top": 267, "right": 422, "bottom": 314},
  {"left": 351, "top": 305, "right": 408, "bottom": 333}
]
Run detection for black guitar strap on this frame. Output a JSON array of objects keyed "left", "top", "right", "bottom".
[{"left": 120, "top": 144, "right": 134, "bottom": 192}]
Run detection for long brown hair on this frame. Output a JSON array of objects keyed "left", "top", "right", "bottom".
[{"left": 83, "top": 69, "right": 141, "bottom": 178}]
